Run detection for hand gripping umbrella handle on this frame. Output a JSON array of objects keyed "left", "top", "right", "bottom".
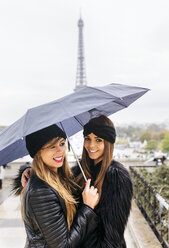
[{"left": 59, "top": 123, "right": 87, "bottom": 182}]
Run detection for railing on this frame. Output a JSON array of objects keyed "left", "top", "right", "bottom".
[{"left": 130, "top": 166, "right": 169, "bottom": 248}]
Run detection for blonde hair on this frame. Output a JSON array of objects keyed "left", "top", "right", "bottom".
[
  {"left": 22, "top": 137, "right": 79, "bottom": 230},
  {"left": 77, "top": 115, "right": 114, "bottom": 196}
]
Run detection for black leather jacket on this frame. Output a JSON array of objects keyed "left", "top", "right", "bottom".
[{"left": 22, "top": 174, "right": 98, "bottom": 248}]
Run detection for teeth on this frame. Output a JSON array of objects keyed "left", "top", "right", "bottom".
[
  {"left": 54, "top": 157, "right": 62, "bottom": 161},
  {"left": 89, "top": 150, "right": 97, "bottom": 153}
]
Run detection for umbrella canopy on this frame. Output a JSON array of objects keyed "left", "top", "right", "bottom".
[{"left": 0, "top": 83, "right": 149, "bottom": 165}]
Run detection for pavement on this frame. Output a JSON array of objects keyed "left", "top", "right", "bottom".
[
  {"left": 127, "top": 201, "right": 162, "bottom": 248},
  {"left": 0, "top": 163, "right": 163, "bottom": 248}
]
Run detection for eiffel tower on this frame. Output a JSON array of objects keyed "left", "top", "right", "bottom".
[{"left": 74, "top": 17, "right": 87, "bottom": 91}]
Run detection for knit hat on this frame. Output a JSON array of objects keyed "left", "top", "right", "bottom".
[
  {"left": 26, "top": 124, "right": 66, "bottom": 158},
  {"left": 83, "top": 122, "right": 116, "bottom": 144}
]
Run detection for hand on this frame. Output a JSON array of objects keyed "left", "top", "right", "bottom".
[
  {"left": 21, "top": 168, "right": 31, "bottom": 187},
  {"left": 82, "top": 179, "right": 99, "bottom": 209}
]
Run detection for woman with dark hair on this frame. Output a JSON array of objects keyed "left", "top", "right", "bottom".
[
  {"left": 15, "top": 124, "right": 99, "bottom": 248},
  {"left": 15, "top": 116, "right": 133, "bottom": 248},
  {"left": 73, "top": 115, "right": 133, "bottom": 248}
]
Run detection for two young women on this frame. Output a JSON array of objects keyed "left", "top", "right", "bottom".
[{"left": 14, "top": 115, "right": 133, "bottom": 248}]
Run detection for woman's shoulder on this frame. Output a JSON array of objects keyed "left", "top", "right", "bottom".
[
  {"left": 29, "top": 174, "right": 47, "bottom": 188},
  {"left": 102, "top": 160, "right": 133, "bottom": 198},
  {"left": 109, "top": 159, "right": 128, "bottom": 171},
  {"left": 105, "top": 160, "right": 131, "bottom": 181},
  {"left": 27, "top": 174, "right": 57, "bottom": 198}
]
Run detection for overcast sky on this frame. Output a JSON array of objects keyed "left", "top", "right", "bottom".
[{"left": 0, "top": 0, "right": 169, "bottom": 126}]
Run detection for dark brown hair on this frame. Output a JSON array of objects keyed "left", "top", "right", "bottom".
[{"left": 77, "top": 115, "right": 115, "bottom": 195}]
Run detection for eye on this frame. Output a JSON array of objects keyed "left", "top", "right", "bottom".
[
  {"left": 60, "top": 142, "right": 65, "bottom": 147},
  {"left": 50, "top": 145, "right": 56, "bottom": 149},
  {"left": 84, "top": 137, "right": 90, "bottom": 141},
  {"left": 96, "top": 138, "right": 103, "bottom": 143}
]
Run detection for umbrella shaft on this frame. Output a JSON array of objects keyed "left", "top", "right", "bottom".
[
  {"left": 70, "top": 144, "right": 87, "bottom": 182},
  {"left": 59, "top": 123, "right": 87, "bottom": 182}
]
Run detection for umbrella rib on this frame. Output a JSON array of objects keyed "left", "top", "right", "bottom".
[
  {"left": 113, "top": 100, "right": 128, "bottom": 107},
  {"left": 74, "top": 116, "right": 84, "bottom": 127}
]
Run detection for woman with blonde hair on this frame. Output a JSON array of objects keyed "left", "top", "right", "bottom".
[{"left": 18, "top": 124, "right": 99, "bottom": 248}]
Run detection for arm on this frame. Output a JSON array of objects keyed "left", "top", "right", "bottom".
[
  {"left": 27, "top": 186, "right": 98, "bottom": 248},
  {"left": 99, "top": 165, "right": 133, "bottom": 247}
]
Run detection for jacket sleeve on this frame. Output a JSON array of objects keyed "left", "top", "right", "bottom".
[
  {"left": 27, "top": 186, "right": 98, "bottom": 248},
  {"left": 12, "top": 163, "right": 31, "bottom": 196},
  {"left": 98, "top": 165, "right": 133, "bottom": 248}
]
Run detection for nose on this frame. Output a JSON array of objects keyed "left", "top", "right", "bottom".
[
  {"left": 88, "top": 140, "right": 96, "bottom": 149},
  {"left": 55, "top": 145, "right": 63, "bottom": 153}
]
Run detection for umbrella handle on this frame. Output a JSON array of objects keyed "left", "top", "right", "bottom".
[{"left": 59, "top": 123, "right": 87, "bottom": 182}]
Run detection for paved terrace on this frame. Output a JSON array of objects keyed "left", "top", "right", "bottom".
[{"left": 0, "top": 163, "right": 162, "bottom": 248}]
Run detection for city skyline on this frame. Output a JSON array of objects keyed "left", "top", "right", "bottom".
[{"left": 0, "top": 0, "right": 169, "bottom": 126}]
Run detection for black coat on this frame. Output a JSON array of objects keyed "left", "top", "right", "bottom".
[
  {"left": 22, "top": 174, "right": 98, "bottom": 248},
  {"left": 73, "top": 160, "right": 133, "bottom": 248}
]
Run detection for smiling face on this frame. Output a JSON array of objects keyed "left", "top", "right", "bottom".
[
  {"left": 84, "top": 133, "right": 105, "bottom": 165},
  {"left": 40, "top": 137, "right": 66, "bottom": 173}
]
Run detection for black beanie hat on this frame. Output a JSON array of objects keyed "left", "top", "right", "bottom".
[{"left": 26, "top": 124, "right": 66, "bottom": 158}]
